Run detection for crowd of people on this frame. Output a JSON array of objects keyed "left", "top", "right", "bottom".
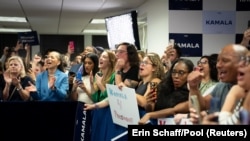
[{"left": 0, "top": 28, "right": 250, "bottom": 140}]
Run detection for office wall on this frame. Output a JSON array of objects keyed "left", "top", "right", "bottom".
[
  {"left": 138, "top": 0, "right": 250, "bottom": 64},
  {"left": 138, "top": 0, "right": 169, "bottom": 57}
]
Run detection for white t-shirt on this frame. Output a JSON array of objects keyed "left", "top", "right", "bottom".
[{"left": 74, "top": 75, "right": 93, "bottom": 104}]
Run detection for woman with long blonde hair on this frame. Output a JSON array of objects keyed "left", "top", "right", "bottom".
[{"left": 1, "top": 56, "right": 34, "bottom": 101}]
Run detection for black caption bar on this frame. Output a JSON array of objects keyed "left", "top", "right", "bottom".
[{"left": 128, "top": 125, "right": 250, "bottom": 140}]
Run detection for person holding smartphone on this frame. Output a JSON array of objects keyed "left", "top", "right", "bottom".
[
  {"left": 70, "top": 53, "right": 99, "bottom": 104},
  {"left": 240, "top": 21, "right": 250, "bottom": 48},
  {"left": 83, "top": 50, "right": 126, "bottom": 141},
  {"left": 188, "top": 44, "right": 248, "bottom": 125},
  {"left": 139, "top": 58, "right": 194, "bottom": 125},
  {"left": 163, "top": 40, "right": 182, "bottom": 74}
]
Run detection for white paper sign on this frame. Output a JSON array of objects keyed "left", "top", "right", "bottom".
[
  {"left": 106, "top": 84, "right": 140, "bottom": 128},
  {"left": 158, "top": 118, "right": 176, "bottom": 125},
  {"left": 179, "top": 118, "right": 193, "bottom": 125}
]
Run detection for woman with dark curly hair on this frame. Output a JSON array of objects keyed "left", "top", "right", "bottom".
[
  {"left": 139, "top": 58, "right": 194, "bottom": 125},
  {"left": 197, "top": 54, "right": 219, "bottom": 96},
  {"left": 114, "top": 42, "right": 140, "bottom": 88}
]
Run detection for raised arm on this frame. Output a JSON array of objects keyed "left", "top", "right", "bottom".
[
  {"left": 241, "top": 29, "right": 250, "bottom": 47},
  {"left": 139, "top": 101, "right": 189, "bottom": 125}
]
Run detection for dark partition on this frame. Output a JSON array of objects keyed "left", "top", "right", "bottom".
[
  {"left": 0, "top": 101, "right": 79, "bottom": 141},
  {"left": 92, "top": 35, "right": 109, "bottom": 49},
  {"left": 0, "top": 33, "right": 18, "bottom": 55},
  {"left": 39, "top": 34, "right": 84, "bottom": 60}
]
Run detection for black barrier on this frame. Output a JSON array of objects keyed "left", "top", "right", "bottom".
[
  {"left": 0, "top": 101, "right": 90, "bottom": 141},
  {"left": 73, "top": 102, "right": 91, "bottom": 141}
]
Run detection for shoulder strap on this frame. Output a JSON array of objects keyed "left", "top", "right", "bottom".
[{"left": 8, "top": 87, "right": 17, "bottom": 101}]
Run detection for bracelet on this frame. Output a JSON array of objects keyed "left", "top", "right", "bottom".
[
  {"left": 116, "top": 70, "right": 122, "bottom": 75},
  {"left": 51, "top": 85, "right": 56, "bottom": 90},
  {"left": 94, "top": 103, "right": 99, "bottom": 109},
  {"left": 16, "top": 83, "right": 23, "bottom": 91}
]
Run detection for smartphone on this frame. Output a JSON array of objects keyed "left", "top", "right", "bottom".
[
  {"left": 149, "top": 82, "right": 158, "bottom": 90},
  {"left": 149, "top": 82, "right": 158, "bottom": 102},
  {"left": 76, "top": 71, "right": 82, "bottom": 83},
  {"left": 190, "top": 95, "right": 201, "bottom": 124},
  {"left": 97, "top": 72, "right": 103, "bottom": 77},
  {"left": 69, "top": 41, "right": 75, "bottom": 50},
  {"left": 169, "top": 39, "right": 175, "bottom": 46}
]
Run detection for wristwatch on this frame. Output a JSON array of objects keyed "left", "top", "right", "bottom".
[
  {"left": 116, "top": 70, "right": 122, "bottom": 75},
  {"left": 17, "top": 87, "right": 23, "bottom": 91}
]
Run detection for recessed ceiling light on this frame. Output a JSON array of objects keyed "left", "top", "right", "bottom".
[
  {"left": 0, "top": 16, "right": 27, "bottom": 22},
  {"left": 0, "top": 28, "right": 31, "bottom": 32},
  {"left": 83, "top": 29, "right": 107, "bottom": 34},
  {"left": 89, "top": 19, "right": 105, "bottom": 24},
  {"left": 90, "top": 18, "right": 146, "bottom": 25}
]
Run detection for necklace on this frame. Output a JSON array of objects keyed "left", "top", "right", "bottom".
[{"left": 48, "top": 74, "right": 54, "bottom": 77}]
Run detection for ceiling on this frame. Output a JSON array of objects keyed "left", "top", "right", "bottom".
[{"left": 0, "top": 0, "right": 148, "bottom": 35}]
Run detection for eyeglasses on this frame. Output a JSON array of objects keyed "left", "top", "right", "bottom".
[
  {"left": 197, "top": 60, "right": 207, "bottom": 65},
  {"left": 44, "top": 55, "right": 56, "bottom": 59},
  {"left": 140, "top": 61, "right": 153, "bottom": 66},
  {"left": 171, "top": 70, "right": 188, "bottom": 76},
  {"left": 115, "top": 50, "right": 127, "bottom": 54},
  {"left": 240, "top": 56, "right": 250, "bottom": 66}
]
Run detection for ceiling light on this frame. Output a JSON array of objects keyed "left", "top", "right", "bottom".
[
  {"left": 83, "top": 29, "right": 107, "bottom": 34},
  {"left": 0, "top": 16, "right": 27, "bottom": 22},
  {"left": 89, "top": 19, "right": 105, "bottom": 24},
  {"left": 90, "top": 18, "right": 146, "bottom": 25},
  {"left": 138, "top": 21, "right": 146, "bottom": 25},
  {"left": 0, "top": 28, "right": 32, "bottom": 32}
]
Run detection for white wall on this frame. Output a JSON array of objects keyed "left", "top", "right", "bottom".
[
  {"left": 84, "top": 35, "right": 92, "bottom": 47},
  {"left": 138, "top": 0, "right": 169, "bottom": 58},
  {"left": 138, "top": 0, "right": 200, "bottom": 63}
]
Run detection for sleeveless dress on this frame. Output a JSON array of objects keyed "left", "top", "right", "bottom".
[{"left": 90, "top": 72, "right": 127, "bottom": 141}]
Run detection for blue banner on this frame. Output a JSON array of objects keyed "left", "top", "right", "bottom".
[
  {"left": 73, "top": 102, "right": 91, "bottom": 141},
  {"left": 203, "top": 11, "right": 236, "bottom": 34},
  {"left": 169, "top": 33, "right": 202, "bottom": 57},
  {"left": 18, "top": 31, "right": 39, "bottom": 45},
  {"left": 169, "top": 0, "right": 203, "bottom": 10}
]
